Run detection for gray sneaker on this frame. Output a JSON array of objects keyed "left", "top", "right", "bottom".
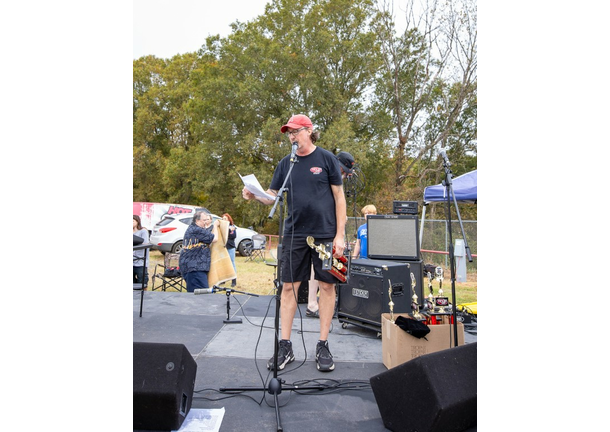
[
  {"left": 267, "top": 340, "right": 295, "bottom": 371},
  {"left": 316, "top": 340, "right": 335, "bottom": 372}
]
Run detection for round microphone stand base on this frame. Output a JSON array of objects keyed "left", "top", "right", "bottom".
[{"left": 217, "top": 286, "right": 258, "bottom": 324}]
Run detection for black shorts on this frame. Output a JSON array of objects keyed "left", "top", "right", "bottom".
[{"left": 280, "top": 237, "right": 337, "bottom": 284}]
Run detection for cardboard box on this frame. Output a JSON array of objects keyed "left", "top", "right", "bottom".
[{"left": 381, "top": 313, "right": 464, "bottom": 369}]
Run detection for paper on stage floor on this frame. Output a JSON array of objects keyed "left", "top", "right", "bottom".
[
  {"left": 172, "top": 408, "right": 225, "bottom": 432},
  {"left": 239, "top": 173, "right": 275, "bottom": 200}
]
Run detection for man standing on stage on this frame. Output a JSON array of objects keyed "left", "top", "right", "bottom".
[{"left": 242, "top": 114, "right": 346, "bottom": 372}]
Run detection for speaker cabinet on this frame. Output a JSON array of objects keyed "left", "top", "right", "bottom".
[
  {"left": 367, "top": 215, "right": 420, "bottom": 261},
  {"left": 370, "top": 342, "right": 477, "bottom": 432},
  {"left": 338, "top": 259, "right": 423, "bottom": 330},
  {"left": 298, "top": 279, "right": 309, "bottom": 304},
  {"left": 133, "top": 342, "right": 197, "bottom": 431}
]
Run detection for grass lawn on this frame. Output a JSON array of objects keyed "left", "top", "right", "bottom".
[{"left": 144, "top": 249, "right": 477, "bottom": 307}]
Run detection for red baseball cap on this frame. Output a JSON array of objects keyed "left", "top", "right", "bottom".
[{"left": 280, "top": 114, "right": 313, "bottom": 133}]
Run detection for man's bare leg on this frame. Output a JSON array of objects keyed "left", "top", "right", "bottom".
[
  {"left": 280, "top": 281, "right": 300, "bottom": 340},
  {"left": 317, "top": 281, "right": 335, "bottom": 340}
]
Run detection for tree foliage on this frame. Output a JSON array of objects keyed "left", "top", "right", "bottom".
[{"left": 133, "top": 0, "right": 477, "bottom": 231}]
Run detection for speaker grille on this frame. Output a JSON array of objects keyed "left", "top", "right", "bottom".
[
  {"left": 133, "top": 342, "right": 197, "bottom": 431},
  {"left": 367, "top": 215, "right": 420, "bottom": 260},
  {"left": 338, "top": 259, "right": 421, "bottom": 328}
]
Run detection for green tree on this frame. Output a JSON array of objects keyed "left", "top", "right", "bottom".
[
  {"left": 133, "top": 55, "right": 170, "bottom": 201},
  {"left": 371, "top": 0, "right": 477, "bottom": 204},
  {"left": 133, "top": 53, "right": 201, "bottom": 202}
]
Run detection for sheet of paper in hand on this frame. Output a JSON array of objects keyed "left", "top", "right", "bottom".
[{"left": 239, "top": 173, "right": 276, "bottom": 200}]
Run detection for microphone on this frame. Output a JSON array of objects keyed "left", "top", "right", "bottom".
[
  {"left": 194, "top": 285, "right": 221, "bottom": 295},
  {"left": 439, "top": 150, "right": 451, "bottom": 166},
  {"left": 290, "top": 142, "right": 298, "bottom": 161}
]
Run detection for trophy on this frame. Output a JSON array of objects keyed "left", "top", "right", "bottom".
[
  {"left": 410, "top": 270, "right": 423, "bottom": 320},
  {"left": 435, "top": 266, "right": 443, "bottom": 291},
  {"left": 435, "top": 266, "right": 447, "bottom": 313},
  {"left": 306, "top": 236, "right": 348, "bottom": 282},
  {"left": 387, "top": 278, "right": 395, "bottom": 323},
  {"left": 426, "top": 268, "right": 434, "bottom": 311}
]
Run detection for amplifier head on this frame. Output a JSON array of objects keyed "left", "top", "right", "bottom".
[{"left": 393, "top": 200, "right": 418, "bottom": 215}]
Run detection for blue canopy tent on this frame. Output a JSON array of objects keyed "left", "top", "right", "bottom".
[
  {"left": 419, "top": 169, "right": 477, "bottom": 246},
  {"left": 423, "top": 169, "right": 477, "bottom": 203}
]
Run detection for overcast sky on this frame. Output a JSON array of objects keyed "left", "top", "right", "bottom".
[
  {"left": 132, "top": 0, "right": 414, "bottom": 59},
  {"left": 133, "top": 0, "right": 271, "bottom": 59}
]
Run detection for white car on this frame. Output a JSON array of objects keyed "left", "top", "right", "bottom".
[{"left": 150, "top": 213, "right": 258, "bottom": 256}]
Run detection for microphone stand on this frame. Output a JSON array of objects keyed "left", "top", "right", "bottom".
[
  {"left": 265, "top": 167, "right": 291, "bottom": 432},
  {"left": 344, "top": 166, "right": 365, "bottom": 242},
  {"left": 439, "top": 151, "right": 473, "bottom": 347},
  {"left": 213, "top": 286, "right": 260, "bottom": 324},
  {"left": 341, "top": 167, "right": 364, "bottom": 299}
]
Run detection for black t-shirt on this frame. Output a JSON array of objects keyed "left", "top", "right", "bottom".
[
  {"left": 270, "top": 147, "right": 342, "bottom": 238},
  {"left": 226, "top": 225, "right": 236, "bottom": 250}
]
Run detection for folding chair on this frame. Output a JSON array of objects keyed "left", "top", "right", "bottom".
[
  {"left": 264, "top": 247, "right": 278, "bottom": 268},
  {"left": 245, "top": 234, "right": 267, "bottom": 263},
  {"left": 151, "top": 252, "right": 185, "bottom": 292}
]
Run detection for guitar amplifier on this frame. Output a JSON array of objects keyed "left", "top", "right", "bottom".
[
  {"left": 338, "top": 258, "right": 424, "bottom": 331},
  {"left": 367, "top": 215, "right": 420, "bottom": 261},
  {"left": 393, "top": 200, "right": 418, "bottom": 215}
]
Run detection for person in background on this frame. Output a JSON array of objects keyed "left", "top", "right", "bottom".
[
  {"left": 352, "top": 204, "right": 377, "bottom": 259},
  {"left": 133, "top": 215, "right": 149, "bottom": 288},
  {"left": 306, "top": 266, "right": 320, "bottom": 317},
  {"left": 242, "top": 114, "right": 346, "bottom": 372},
  {"left": 307, "top": 150, "right": 354, "bottom": 318},
  {"left": 222, "top": 213, "right": 238, "bottom": 287},
  {"left": 335, "top": 151, "right": 355, "bottom": 178},
  {"left": 179, "top": 210, "right": 220, "bottom": 292}
]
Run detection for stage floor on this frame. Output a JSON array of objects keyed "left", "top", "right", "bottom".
[{"left": 133, "top": 289, "right": 477, "bottom": 432}]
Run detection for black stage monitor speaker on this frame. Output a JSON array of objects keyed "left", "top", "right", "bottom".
[
  {"left": 370, "top": 342, "right": 477, "bottom": 432},
  {"left": 367, "top": 215, "right": 420, "bottom": 261},
  {"left": 133, "top": 342, "right": 197, "bottom": 431},
  {"left": 338, "top": 258, "right": 423, "bottom": 330}
]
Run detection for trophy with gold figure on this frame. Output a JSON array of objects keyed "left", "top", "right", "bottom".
[
  {"left": 387, "top": 278, "right": 395, "bottom": 323},
  {"left": 425, "top": 267, "right": 435, "bottom": 311},
  {"left": 435, "top": 266, "right": 447, "bottom": 313},
  {"left": 306, "top": 236, "right": 348, "bottom": 282},
  {"left": 410, "top": 270, "right": 424, "bottom": 320},
  {"left": 427, "top": 266, "right": 452, "bottom": 324}
]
